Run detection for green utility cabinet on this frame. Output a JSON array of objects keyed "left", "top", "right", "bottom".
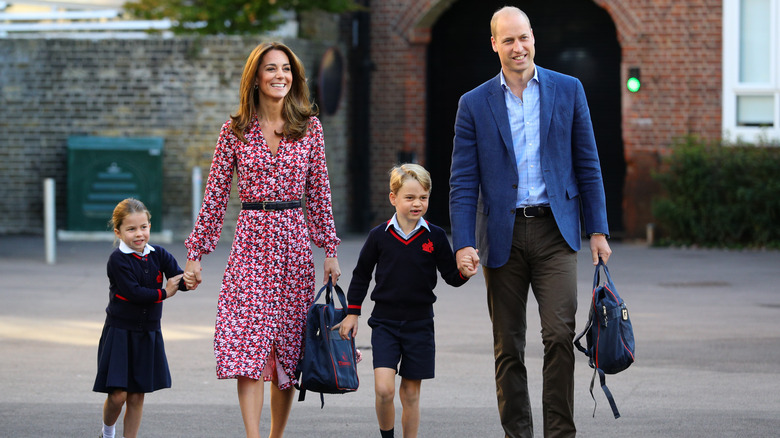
[{"left": 67, "top": 137, "right": 163, "bottom": 231}]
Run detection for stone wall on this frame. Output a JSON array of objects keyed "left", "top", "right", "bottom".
[{"left": 0, "top": 35, "right": 350, "bottom": 240}]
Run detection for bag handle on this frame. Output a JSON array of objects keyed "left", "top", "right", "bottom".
[
  {"left": 593, "top": 257, "right": 614, "bottom": 290},
  {"left": 311, "top": 277, "right": 348, "bottom": 311},
  {"left": 578, "top": 257, "right": 613, "bottom": 356}
]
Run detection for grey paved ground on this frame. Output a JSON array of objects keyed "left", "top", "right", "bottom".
[{"left": 1, "top": 234, "right": 779, "bottom": 437}]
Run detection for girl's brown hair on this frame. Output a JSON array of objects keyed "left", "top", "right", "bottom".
[
  {"left": 230, "top": 42, "right": 318, "bottom": 143},
  {"left": 111, "top": 198, "right": 150, "bottom": 231}
]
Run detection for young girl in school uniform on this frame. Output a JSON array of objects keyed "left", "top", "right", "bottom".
[{"left": 93, "top": 198, "right": 188, "bottom": 438}]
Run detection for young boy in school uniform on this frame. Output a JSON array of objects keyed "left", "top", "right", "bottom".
[{"left": 337, "top": 163, "right": 478, "bottom": 438}]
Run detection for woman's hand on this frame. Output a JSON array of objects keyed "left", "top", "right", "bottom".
[
  {"left": 324, "top": 257, "right": 341, "bottom": 284},
  {"left": 184, "top": 259, "right": 202, "bottom": 290},
  {"left": 182, "top": 271, "right": 197, "bottom": 291}
]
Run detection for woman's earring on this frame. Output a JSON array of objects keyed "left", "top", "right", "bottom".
[{"left": 254, "top": 84, "right": 258, "bottom": 91}]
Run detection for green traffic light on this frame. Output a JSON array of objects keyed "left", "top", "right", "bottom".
[{"left": 627, "top": 77, "right": 641, "bottom": 92}]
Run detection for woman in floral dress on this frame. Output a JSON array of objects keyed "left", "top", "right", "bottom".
[{"left": 183, "top": 42, "right": 341, "bottom": 438}]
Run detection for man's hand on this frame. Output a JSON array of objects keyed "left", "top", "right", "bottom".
[
  {"left": 456, "top": 246, "right": 480, "bottom": 277},
  {"left": 589, "top": 234, "right": 612, "bottom": 265}
]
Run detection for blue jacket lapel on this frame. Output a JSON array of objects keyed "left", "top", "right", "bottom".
[
  {"left": 486, "top": 75, "right": 516, "bottom": 163},
  {"left": 537, "top": 66, "right": 555, "bottom": 151}
]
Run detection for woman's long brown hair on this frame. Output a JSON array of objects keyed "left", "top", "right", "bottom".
[{"left": 230, "top": 42, "right": 318, "bottom": 143}]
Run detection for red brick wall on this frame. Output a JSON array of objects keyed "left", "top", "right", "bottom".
[
  {"left": 370, "top": 0, "right": 723, "bottom": 238},
  {"left": 368, "top": 0, "right": 439, "bottom": 225},
  {"left": 597, "top": 0, "right": 723, "bottom": 237}
]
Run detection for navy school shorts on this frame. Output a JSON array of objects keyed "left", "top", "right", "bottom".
[{"left": 368, "top": 316, "right": 435, "bottom": 380}]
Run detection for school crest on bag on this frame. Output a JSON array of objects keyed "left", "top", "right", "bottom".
[{"left": 338, "top": 352, "right": 352, "bottom": 367}]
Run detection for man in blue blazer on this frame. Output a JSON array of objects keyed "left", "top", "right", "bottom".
[{"left": 450, "top": 7, "right": 613, "bottom": 438}]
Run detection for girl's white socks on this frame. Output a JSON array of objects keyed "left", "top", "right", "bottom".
[{"left": 102, "top": 423, "right": 115, "bottom": 438}]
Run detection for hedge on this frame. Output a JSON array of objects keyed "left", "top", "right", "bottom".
[{"left": 652, "top": 137, "right": 780, "bottom": 248}]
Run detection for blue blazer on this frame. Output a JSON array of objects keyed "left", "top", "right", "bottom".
[{"left": 449, "top": 66, "right": 609, "bottom": 269}]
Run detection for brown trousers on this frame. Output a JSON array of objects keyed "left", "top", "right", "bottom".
[{"left": 483, "top": 214, "right": 578, "bottom": 438}]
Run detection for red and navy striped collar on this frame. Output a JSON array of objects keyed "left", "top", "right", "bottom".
[{"left": 385, "top": 215, "right": 429, "bottom": 244}]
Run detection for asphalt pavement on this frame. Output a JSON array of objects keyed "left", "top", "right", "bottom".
[{"left": 1, "top": 234, "right": 779, "bottom": 437}]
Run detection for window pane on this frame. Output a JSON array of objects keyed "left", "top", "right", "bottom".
[
  {"left": 739, "top": 0, "right": 771, "bottom": 83},
  {"left": 737, "top": 95, "right": 775, "bottom": 126}
]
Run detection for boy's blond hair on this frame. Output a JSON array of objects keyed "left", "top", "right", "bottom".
[{"left": 389, "top": 163, "right": 432, "bottom": 194}]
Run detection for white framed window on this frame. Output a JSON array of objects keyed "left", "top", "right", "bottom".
[{"left": 723, "top": 0, "right": 780, "bottom": 143}]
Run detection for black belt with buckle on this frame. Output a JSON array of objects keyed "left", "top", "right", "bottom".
[
  {"left": 520, "top": 205, "right": 551, "bottom": 218},
  {"left": 242, "top": 201, "right": 302, "bottom": 211}
]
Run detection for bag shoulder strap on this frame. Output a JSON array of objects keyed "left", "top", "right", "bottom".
[
  {"left": 573, "top": 306, "right": 593, "bottom": 356},
  {"left": 589, "top": 368, "right": 621, "bottom": 419},
  {"left": 575, "top": 266, "right": 601, "bottom": 357},
  {"left": 296, "top": 387, "right": 326, "bottom": 409}
]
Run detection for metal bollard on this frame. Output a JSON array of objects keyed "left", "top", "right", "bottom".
[
  {"left": 44, "top": 178, "right": 56, "bottom": 264},
  {"left": 192, "top": 166, "right": 202, "bottom": 226}
]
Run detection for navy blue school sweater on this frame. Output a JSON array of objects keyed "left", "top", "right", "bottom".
[
  {"left": 105, "top": 245, "right": 187, "bottom": 331},
  {"left": 346, "top": 220, "right": 468, "bottom": 321}
]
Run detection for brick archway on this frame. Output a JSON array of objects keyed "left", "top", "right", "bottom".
[{"left": 375, "top": 0, "right": 640, "bottom": 159}]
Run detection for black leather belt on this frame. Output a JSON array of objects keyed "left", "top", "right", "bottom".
[
  {"left": 519, "top": 205, "right": 551, "bottom": 218},
  {"left": 242, "top": 201, "right": 301, "bottom": 211}
]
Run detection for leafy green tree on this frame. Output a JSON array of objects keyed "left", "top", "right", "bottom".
[{"left": 123, "top": 0, "right": 358, "bottom": 35}]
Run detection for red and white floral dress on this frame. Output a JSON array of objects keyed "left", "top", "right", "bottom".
[{"left": 185, "top": 116, "right": 340, "bottom": 389}]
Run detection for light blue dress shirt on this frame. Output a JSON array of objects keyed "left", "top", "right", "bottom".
[{"left": 500, "top": 69, "right": 548, "bottom": 207}]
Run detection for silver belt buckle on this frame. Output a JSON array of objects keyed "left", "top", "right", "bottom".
[
  {"left": 262, "top": 201, "right": 271, "bottom": 211},
  {"left": 523, "top": 206, "right": 533, "bottom": 218}
]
